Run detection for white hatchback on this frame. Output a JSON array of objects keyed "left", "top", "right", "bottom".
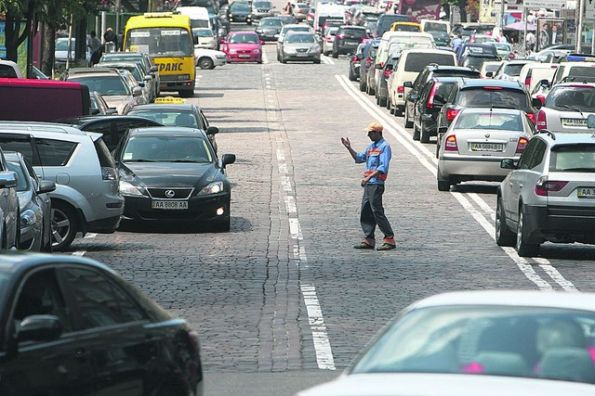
[{"left": 536, "top": 82, "right": 595, "bottom": 134}]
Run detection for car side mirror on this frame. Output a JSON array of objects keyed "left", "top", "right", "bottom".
[
  {"left": 588, "top": 114, "right": 595, "bottom": 129},
  {"left": 500, "top": 159, "right": 517, "bottom": 169},
  {"left": 539, "top": 79, "right": 550, "bottom": 88},
  {"left": 531, "top": 98, "right": 542, "bottom": 110},
  {"left": 17, "top": 315, "right": 63, "bottom": 342},
  {"left": 403, "top": 81, "right": 413, "bottom": 88},
  {"left": 206, "top": 126, "right": 219, "bottom": 135},
  {"left": 37, "top": 180, "right": 56, "bottom": 194},
  {"left": 132, "top": 87, "right": 142, "bottom": 97},
  {"left": 144, "top": 75, "right": 152, "bottom": 81},
  {"left": 106, "top": 107, "right": 118, "bottom": 115},
  {"left": 0, "top": 171, "right": 17, "bottom": 188},
  {"left": 486, "top": 71, "right": 493, "bottom": 78},
  {"left": 138, "top": 82, "right": 145, "bottom": 88},
  {"left": 91, "top": 108, "right": 101, "bottom": 115},
  {"left": 150, "top": 65, "right": 158, "bottom": 72},
  {"left": 438, "top": 126, "right": 448, "bottom": 135},
  {"left": 222, "top": 153, "right": 236, "bottom": 167}
]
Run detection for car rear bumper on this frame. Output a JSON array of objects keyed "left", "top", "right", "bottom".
[
  {"left": 86, "top": 215, "right": 122, "bottom": 233},
  {"left": 122, "top": 194, "right": 230, "bottom": 222},
  {"left": 439, "top": 155, "right": 515, "bottom": 180},
  {"left": 160, "top": 80, "right": 195, "bottom": 91},
  {"left": 335, "top": 43, "right": 360, "bottom": 54},
  {"left": 525, "top": 204, "right": 595, "bottom": 243}
]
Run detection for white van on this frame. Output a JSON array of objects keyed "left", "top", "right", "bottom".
[
  {"left": 420, "top": 19, "right": 450, "bottom": 35},
  {"left": 177, "top": 6, "right": 212, "bottom": 30},
  {"left": 313, "top": 3, "right": 345, "bottom": 35},
  {"left": 518, "top": 63, "right": 559, "bottom": 92},
  {"left": 387, "top": 48, "right": 456, "bottom": 116},
  {"left": 550, "top": 62, "right": 595, "bottom": 86}
]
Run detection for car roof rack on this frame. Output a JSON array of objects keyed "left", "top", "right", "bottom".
[{"left": 537, "top": 129, "right": 556, "bottom": 140}]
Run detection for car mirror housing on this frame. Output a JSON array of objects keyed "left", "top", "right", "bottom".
[
  {"left": 132, "top": 87, "right": 143, "bottom": 97},
  {"left": 403, "top": 81, "right": 413, "bottom": 88},
  {"left": 0, "top": 171, "right": 17, "bottom": 188},
  {"left": 150, "top": 65, "right": 158, "bottom": 73},
  {"left": 485, "top": 71, "right": 493, "bottom": 78},
  {"left": 539, "top": 79, "right": 550, "bottom": 88},
  {"left": 38, "top": 180, "right": 56, "bottom": 194},
  {"left": 206, "top": 126, "right": 219, "bottom": 135},
  {"left": 17, "top": 315, "right": 63, "bottom": 343},
  {"left": 222, "top": 153, "right": 236, "bottom": 167},
  {"left": 500, "top": 159, "right": 517, "bottom": 169}
]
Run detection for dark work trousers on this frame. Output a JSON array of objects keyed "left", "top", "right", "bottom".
[{"left": 360, "top": 184, "right": 394, "bottom": 240}]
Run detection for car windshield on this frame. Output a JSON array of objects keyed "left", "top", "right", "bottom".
[
  {"left": 484, "top": 64, "right": 500, "bottom": 73},
  {"left": 341, "top": 28, "right": 367, "bottom": 38},
  {"left": 283, "top": 26, "right": 310, "bottom": 36},
  {"left": 193, "top": 28, "right": 214, "bottom": 37},
  {"left": 404, "top": 53, "right": 455, "bottom": 72},
  {"left": 424, "top": 22, "right": 447, "bottom": 32},
  {"left": 125, "top": 28, "right": 193, "bottom": 56},
  {"left": 388, "top": 38, "right": 434, "bottom": 55},
  {"left": 260, "top": 19, "right": 283, "bottom": 27},
  {"left": 6, "top": 161, "right": 29, "bottom": 192},
  {"left": 568, "top": 66, "right": 595, "bottom": 79},
  {"left": 550, "top": 144, "right": 595, "bottom": 172},
  {"left": 71, "top": 76, "right": 130, "bottom": 96},
  {"left": 459, "top": 88, "right": 529, "bottom": 110},
  {"left": 230, "top": 2, "right": 250, "bottom": 11},
  {"left": 229, "top": 33, "right": 259, "bottom": 43},
  {"left": 128, "top": 110, "right": 199, "bottom": 128},
  {"left": 254, "top": 1, "right": 271, "bottom": 8},
  {"left": 352, "top": 305, "right": 595, "bottom": 384},
  {"left": 545, "top": 87, "right": 595, "bottom": 112},
  {"left": 463, "top": 56, "right": 492, "bottom": 71},
  {"left": 394, "top": 24, "right": 419, "bottom": 32},
  {"left": 455, "top": 112, "right": 523, "bottom": 131},
  {"left": 286, "top": 33, "right": 315, "bottom": 44},
  {"left": 503, "top": 63, "right": 527, "bottom": 77},
  {"left": 55, "top": 39, "right": 75, "bottom": 51},
  {"left": 122, "top": 136, "right": 212, "bottom": 163}
]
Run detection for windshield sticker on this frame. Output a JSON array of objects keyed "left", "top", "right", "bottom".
[
  {"left": 131, "top": 31, "right": 150, "bottom": 37},
  {"left": 161, "top": 30, "right": 181, "bottom": 36}
]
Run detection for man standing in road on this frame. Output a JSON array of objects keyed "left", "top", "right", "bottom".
[{"left": 341, "top": 122, "right": 396, "bottom": 251}]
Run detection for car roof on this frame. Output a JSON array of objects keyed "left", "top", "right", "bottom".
[
  {"left": 459, "top": 107, "right": 524, "bottom": 115},
  {"left": 0, "top": 121, "right": 90, "bottom": 136},
  {"left": 401, "top": 48, "right": 453, "bottom": 55},
  {"left": 536, "top": 131, "right": 595, "bottom": 146},
  {"left": 59, "top": 115, "right": 163, "bottom": 126},
  {"left": 460, "top": 78, "right": 523, "bottom": 89},
  {"left": 129, "top": 126, "right": 207, "bottom": 137},
  {"left": 130, "top": 104, "right": 197, "bottom": 112},
  {"left": 66, "top": 67, "right": 119, "bottom": 76},
  {"left": 339, "top": 25, "right": 366, "bottom": 29},
  {"left": 409, "top": 290, "right": 595, "bottom": 312},
  {"left": 0, "top": 253, "right": 116, "bottom": 277},
  {"left": 429, "top": 65, "right": 479, "bottom": 73},
  {"left": 505, "top": 59, "right": 536, "bottom": 65},
  {"left": 433, "top": 76, "right": 468, "bottom": 83}
]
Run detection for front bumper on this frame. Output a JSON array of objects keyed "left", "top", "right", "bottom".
[
  {"left": 438, "top": 155, "right": 516, "bottom": 181},
  {"left": 86, "top": 215, "right": 122, "bottom": 233},
  {"left": 122, "top": 193, "right": 230, "bottom": 222},
  {"left": 525, "top": 205, "right": 595, "bottom": 244},
  {"left": 283, "top": 52, "right": 320, "bottom": 61},
  {"left": 229, "top": 14, "right": 251, "bottom": 22},
  {"left": 227, "top": 53, "right": 261, "bottom": 62}
]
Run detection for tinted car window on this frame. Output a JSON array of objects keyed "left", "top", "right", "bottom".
[
  {"left": 545, "top": 86, "right": 595, "bottom": 112},
  {"left": 0, "top": 64, "right": 18, "bottom": 78},
  {"left": 70, "top": 76, "right": 129, "bottom": 96},
  {"left": 459, "top": 88, "right": 529, "bottom": 110},
  {"left": 123, "top": 136, "right": 213, "bottom": 163},
  {"left": 455, "top": 112, "right": 523, "bottom": 131},
  {"left": 94, "top": 138, "right": 116, "bottom": 168},
  {"left": 36, "top": 139, "right": 77, "bottom": 166},
  {"left": 0, "top": 139, "right": 37, "bottom": 165},
  {"left": 61, "top": 268, "right": 148, "bottom": 330},
  {"left": 434, "top": 81, "right": 457, "bottom": 102},
  {"left": 568, "top": 66, "right": 595, "bottom": 79},
  {"left": 404, "top": 54, "right": 455, "bottom": 73},
  {"left": 550, "top": 144, "right": 595, "bottom": 172},
  {"left": 503, "top": 64, "right": 526, "bottom": 76},
  {"left": 340, "top": 27, "right": 367, "bottom": 38}
]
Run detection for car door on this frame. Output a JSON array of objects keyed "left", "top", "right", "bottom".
[
  {"left": 0, "top": 267, "right": 95, "bottom": 395},
  {"left": 506, "top": 139, "right": 544, "bottom": 222},
  {"left": 58, "top": 266, "right": 158, "bottom": 396}
]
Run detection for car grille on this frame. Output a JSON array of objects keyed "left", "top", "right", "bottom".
[
  {"left": 547, "top": 205, "right": 595, "bottom": 217},
  {"left": 296, "top": 48, "right": 308, "bottom": 53},
  {"left": 148, "top": 187, "right": 194, "bottom": 199}
]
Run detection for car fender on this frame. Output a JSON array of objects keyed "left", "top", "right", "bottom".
[{"left": 47, "top": 183, "right": 92, "bottom": 224}]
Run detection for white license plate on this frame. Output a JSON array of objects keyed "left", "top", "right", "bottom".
[
  {"left": 562, "top": 118, "right": 586, "bottom": 127},
  {"left": 346, "top": 41, "right": 358, "bottom": 45},
  {"left": 296, "top": 52, "right": 309, "bottom": 57},
  {"left": 151, "top": 200, "right": 189, "bottom": 210},
  {"left": 577, "top": 188, "right": 595, "bottom": 198},
  {"left": 470, "top": 143, "right": 504, "bottom": 152},
  {"left": 238, "top": 54, "right": 250, "bottom": 58}
]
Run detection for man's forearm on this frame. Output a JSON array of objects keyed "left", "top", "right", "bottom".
[{"left": 347, "top": 147, "right": 357, "bottom": 160}]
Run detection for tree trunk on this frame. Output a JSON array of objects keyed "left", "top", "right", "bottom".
[
  {"left": 459, "top": 0, "right": 467, "bottom": 22},
  {"left": 4, "top": 8, "right": 32, "bottom": 62},
  {"left": 41, "top": 23, "right": 57, "bottom": 77}
]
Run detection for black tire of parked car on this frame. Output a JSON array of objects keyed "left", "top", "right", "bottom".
[
  {"left": 412, "top": 125, "right": 420, "bottom": 141},
  {"left": 348, "top": 67, "right": 357, "bottom": 81},
  {"left": 198, "top": 57, "right": 215, "bottom": 70},
  {"left": 359, "top": 75, "right": 366, "bottom": 92},
  {"left": 437, "top": 167, "right": 450, "bottom": 192},
  {"left": 332, "top": 50, "right": 339, "bottom": 58},
  {"left": 496, "top": 197, "right": 516, "bottom": 247},
  {"left": 404, "top": 106, "right": 413, "bottom": 128},
  {"left": 516, "top": 205, "right": 540, "bottom": 257},
  {"left": 51, "top": 201, "right": 78, "bottom": 251},
  {"left": 179, "top": 89, "right": 194, "bottom": 98},
  {"left": 420, "top": 124, "right": 430, "bottom": 143}
]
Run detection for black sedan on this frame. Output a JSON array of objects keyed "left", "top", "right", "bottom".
[
  {"left": 0, "top": 253, "right": 203, "bottom": 395},
  {"left": 116, "top": 127, "right": 235, "bottom": 230}
]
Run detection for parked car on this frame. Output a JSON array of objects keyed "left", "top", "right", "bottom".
[
  {"left": 0, "top": 254, "right": 204, "bottom": 395},
  {"left": 497, "top": 131, "right": 595, "bottom": 256},
  {"left": 321, "top": 27, "right": 339, "bottom": 56},
  {"left": 0, "top": 122, "right": 124, "bottom": 251},
  {"left": 349, "top": 43, "right": 365, "bottom": 81},
  {"left": 550, "top": 62, "right": 595, "bottom": 86},
  {"left": 5, "top": 152, "right": 54, "bottom": 251},
  {"left": 221, "top": 31, "right": 263, "bottom": 63},
  {"left": 89, "top": 91, "right": 118, "bottom": 115},
  {"left": 536, "top": 82, "right": 595, "bottom": 134},
  {"left": 375, "top": 54, "right": 399, "bottom": 108},
  {"left": 437, "top": 108, "right": 534, "bottom": 191},
  {"left": 115, "top": 127, "right": 235, "bottom": 230},
  {"left": 279, "top": 32, "right": 321, "bottom": 64},
  {"left": 332, "top": 26, "right": 368, "bottom": 58},
  {"left": 193, "top": 27, "right": 218, "bottom": 50},
  {"left": 359, "top": 38, "right": 380, "bottom": 92},
  {"left": 493, "top": 60, "right": 537, "bottom": 82},
  {"left": 99, "top": 51, "right": 160, "bottom": 97},
  {"left": 518, "top": 63, "right": 558, "bottom": 93},
  {"left": 0, "top": 60, "right": 23, "bottom": 78},
  {"left": 95, "top": 62, "right": 154, "bottom": 103},
  {"left": 299, "top": 290, "right": 595, "bottom": 396},
  {"left": 480, "top": 60, "right": 503, "bottom": 78},
  {"left": 255, "top": 17, "right": 284, "bottom": 41},
  {"left": 54, "top": 38, "right": 91, "bottom": 65},
  {"left": 194, "top": 48, "right": 228, "bottom": 69}
]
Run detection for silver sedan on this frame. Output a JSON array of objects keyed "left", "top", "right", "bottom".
[
  {"left": 279, "top": 32, "right": 321, "bottom": 64},
  {"left": 437, "top": 108, "right": 534, "bottom": 191}
]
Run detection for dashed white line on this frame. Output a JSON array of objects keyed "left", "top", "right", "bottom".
[
  {"left": 301, "top": 284, "right": 336, "bottom": 370},
  {"left": 533, "top": 257, "right": 579, "bottom": 292},
  {"left": 262, "top": 51, "right": 269, "bottom": 64},
  {"left": 336, "top": 74, "right": 577, "bottom": 292},
  {"left": 72, "top": 251, "right": 86, "bottom": 256},
  {"left": 321, "top": 55, "right": 335, "bottom": 65},
  {"left": 289, "top": 218, "right": 303, "bottom": 240},
  {"left": 284, "top": 196, "right": 297, "bottom": 214}
]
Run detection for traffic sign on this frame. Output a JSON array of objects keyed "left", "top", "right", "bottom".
[{"left": 523, "top": 0, "right": 567, "bottom": 9}]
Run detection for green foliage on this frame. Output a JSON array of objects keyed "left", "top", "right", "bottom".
[{"left": 1, "top": 0, "right": 100, "bottom": 28}]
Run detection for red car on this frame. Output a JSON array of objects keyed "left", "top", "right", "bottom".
[{"left": 221, "top": 32, "right": 264, "bottom": 63}]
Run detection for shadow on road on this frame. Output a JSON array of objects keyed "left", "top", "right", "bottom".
[
  {"left": 538, "top": 244, "right": 595, "bottom": 261},
  {"left": 115, "top": 216, "right": 253, "bottom": 234},
  {"left": 452, "top": 183, "right": 499, "bottom": 195}
]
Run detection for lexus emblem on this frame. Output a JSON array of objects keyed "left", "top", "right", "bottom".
[
  {"left": 165, "top": 189, "right": 176, "bottom": 198},
  {"left": 485, "top": 133, "right": 491, "bottom": 138}
]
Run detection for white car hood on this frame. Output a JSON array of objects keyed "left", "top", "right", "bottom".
[
  {"left": 297, "top": 373, "right": 595, "bottom": 396},
  {"left": 194, "top": 48, "right": 226, "bottom": 57}
]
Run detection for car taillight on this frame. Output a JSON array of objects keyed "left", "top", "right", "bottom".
[
  {"left": 446, "top": 108, "right": 459, "bottom": 122},
  {"left": 445, "top": 135, "right": 458, "bottom": 151},
  {"left": 383, "top": 69, "right": 392, "bottom": 79},
  {"left": 536, "top": 109, "right": 547, "bottom": 130},
  {"left": 102, "top": 167, "right": 117, "bottom": 181},
  {"left": 336, "top": 34, "right": 345, "bottom": 39},
  {"left": 352, "top": 55, "right": 360, "bottom": 62},
  {"left": 536, "top": 95, "right": 546, "bottom": 105},
  {"left": 524, "top": 76, "right": 531, "bottom": 88},
  {"left": 426, "top": 82, "right": 437, "bottom": 109},
  {"left": 365, "top": 56, "right": 373, "bottom": 65},
  {"left": 526, "top": 112, "right": 536, "bottom": 125},
  {"left": 535, "top": 177, "right": 568, "bottom": 196},
  {"left": 397, "top": 85, "right": 404, "bottom": 94},
  {"left": 516, "top": 137, "right": 528, "bottom": 153}
]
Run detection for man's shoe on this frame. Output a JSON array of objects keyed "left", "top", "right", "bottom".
[
  {"left": 377, "top": 243, "right": 396, "bottom": 251},
  {"left": 353, "top": 242, "right": 375, "bottom": 249}
]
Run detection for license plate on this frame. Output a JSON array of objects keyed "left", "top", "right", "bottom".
[
  {"left": 577, "top": 187, "right": 595, "bottom": 198},
  {"left": 297, "top": 52, "right": 309, "bottom": 57},
  {"left": 151, "top": 200, "right": 188, "bottom": 210},
  {"left": 561, "top": 118, "right": 586, "bottom": 127},
  {"left": 470, "top": 143, "right": 504, "bottom": 152},
  {"left": 238, "top": 54, "right": 250, "bottom": 58},
  {"left": 346, "top": 41, "right": 358, "bottom": 45}
]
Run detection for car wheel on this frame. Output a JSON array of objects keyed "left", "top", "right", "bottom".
[
  {"left": 437, "top": 176, "right": 450, "bottom": 191},
  {"left": 359, "top": 76, "right": 366, "bottom": 92},
  {"left": 332, "top": 50, "right": 339, "bottom": 58},
  {"left": 516, "top": 206, "right": 540, "bottom": 257},
  {"left": 198, "top": 57, "right": 215, "bottom": 69},
  {"left": 420, "top": 124, "right": 430, "bottom": 143},
  {"left": 404, "top": 106, "right": 413, "bottom": 128},
  {"left": 394, "top": 106, "right": 403, "bottom": 117},
  {"left": 348, "top": 67, "right": 357, "bottom": 81},
  {"left": 496, "top": 197, "right": 516, "bottom": 247},
  {"left": 179, "top": 89, "right": 194, "bottom": 98},
  {"left": 435, "top": 141, "right": 440, "bottom": 158},
  {"left": 378, "top": 95, "right": 387, "bottom": 107},
  {"left": 314, "top": 58, "right": 321, "bottom": 64},
  {"left": 412, "top": 125, "right": 420, "bottom": 141},
  {"left": 51, "top": 201, "right": 78, "bottom": 251}
]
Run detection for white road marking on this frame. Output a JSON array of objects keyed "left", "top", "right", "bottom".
[
  {"left": 336, "top": 74, "right": 577, "bottom": 292},
  {"left": 533, "top": 257, "right": 579, "bottom": 292},
  {"left": 301, "top": 284, "right": 336, "bottom": 370},
  {"left": 262, "top": 51, "right": 269, "bottom": 64},
  {"left": 278, "top": 163, "right": 288, "bottom": 174},
  {"left": 321, "top": 55, "right": 335, "bottom": 65},
  {"left": 285, "top": 195, "right": 297, "bottom": 214},
  {"left": 84, "top": 233, "right": 97, "bottom": 239},
  {"left": 289, "top": 218, "right": 303, "bottom": 240},
  {"left": 72, "top": 251, "right": 86, "bottom": 256},
  {"left": 276, "top": 149, "right": 285, "bottom": 161},
  {"left": 281, "top": 175, "right": 292, "bottom": 192}
]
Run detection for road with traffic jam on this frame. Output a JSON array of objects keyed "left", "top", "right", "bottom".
[{"left": 59, "top": 20, "right": 595, "bottom": 396}]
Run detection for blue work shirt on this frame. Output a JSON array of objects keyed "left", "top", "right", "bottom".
[{"left": 355, "top": 138, "right": 391, "bottom": 185}]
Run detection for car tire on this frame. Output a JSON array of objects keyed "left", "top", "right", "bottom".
[
  {"left": 348, "top": 68, "right": 357, "bottom": 81},
  {"left": 435, "top": 141, "right": 440, "bottom": 158},
  {"left": 179, "top": 89, "right": 194, "bottom": 98},
  {"left": 404, "top": 107, "right": 413, "bottom": 128},
  {"left": 51, "top": 201, "right": 78, "bottom": 251},
  {"left": 420, "top": 124, "right": 430, "bottom": 143},
  {"left": 198, "top": 57, "right": 215, "bottom": 70},
  {"left": 394, "top": 106, "right": 403, "bottom": 117},
  {"left": 359, "top": 76, "right": 366, "bottom": 92},
  {"left": 378, "top": 95, "right": 387, "bottom": 107},
  {"left": 496, "top": 197, "right": 515, "bottom": 247},
  {"left": 332, "top": 50, "right": 339, "bottom": 58},
  {"left": 412, "top": 125, "right": 420, "bottom": 141},
  {"left": 516, "top": 206, "right": 540, "bottom": 257},
  {"left": 437, "top": 176, "right": 450, "bottom": 192},
  {"left": 314, "top": 58, "right": 321, "bottom": 64}
]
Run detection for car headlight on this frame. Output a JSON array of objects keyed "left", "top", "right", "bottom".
[
  {"left": 252, "top": 49, "right": 260, "bottom": 54},
  {"left": 284, "top": 47, "right": 296, "bottom": 54},
  {"left": 229, "top": 49, "right": 237, "bottom": 54},
  {"left": 198, "top": 181, "right": 224, "bottom": 196},
  {"left": 119, "top": 181, "right": 145, "bottom": 197},
  {"left": 20, "top": 209, "right": 36, "bottom": 228}
]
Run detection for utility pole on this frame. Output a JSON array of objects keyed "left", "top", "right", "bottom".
[
  {"left": 578, "top": 0, "right": 585, "bottom": 52},
  {"left": 500, "top": 0, "right": 506, "bottom": 29}
]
